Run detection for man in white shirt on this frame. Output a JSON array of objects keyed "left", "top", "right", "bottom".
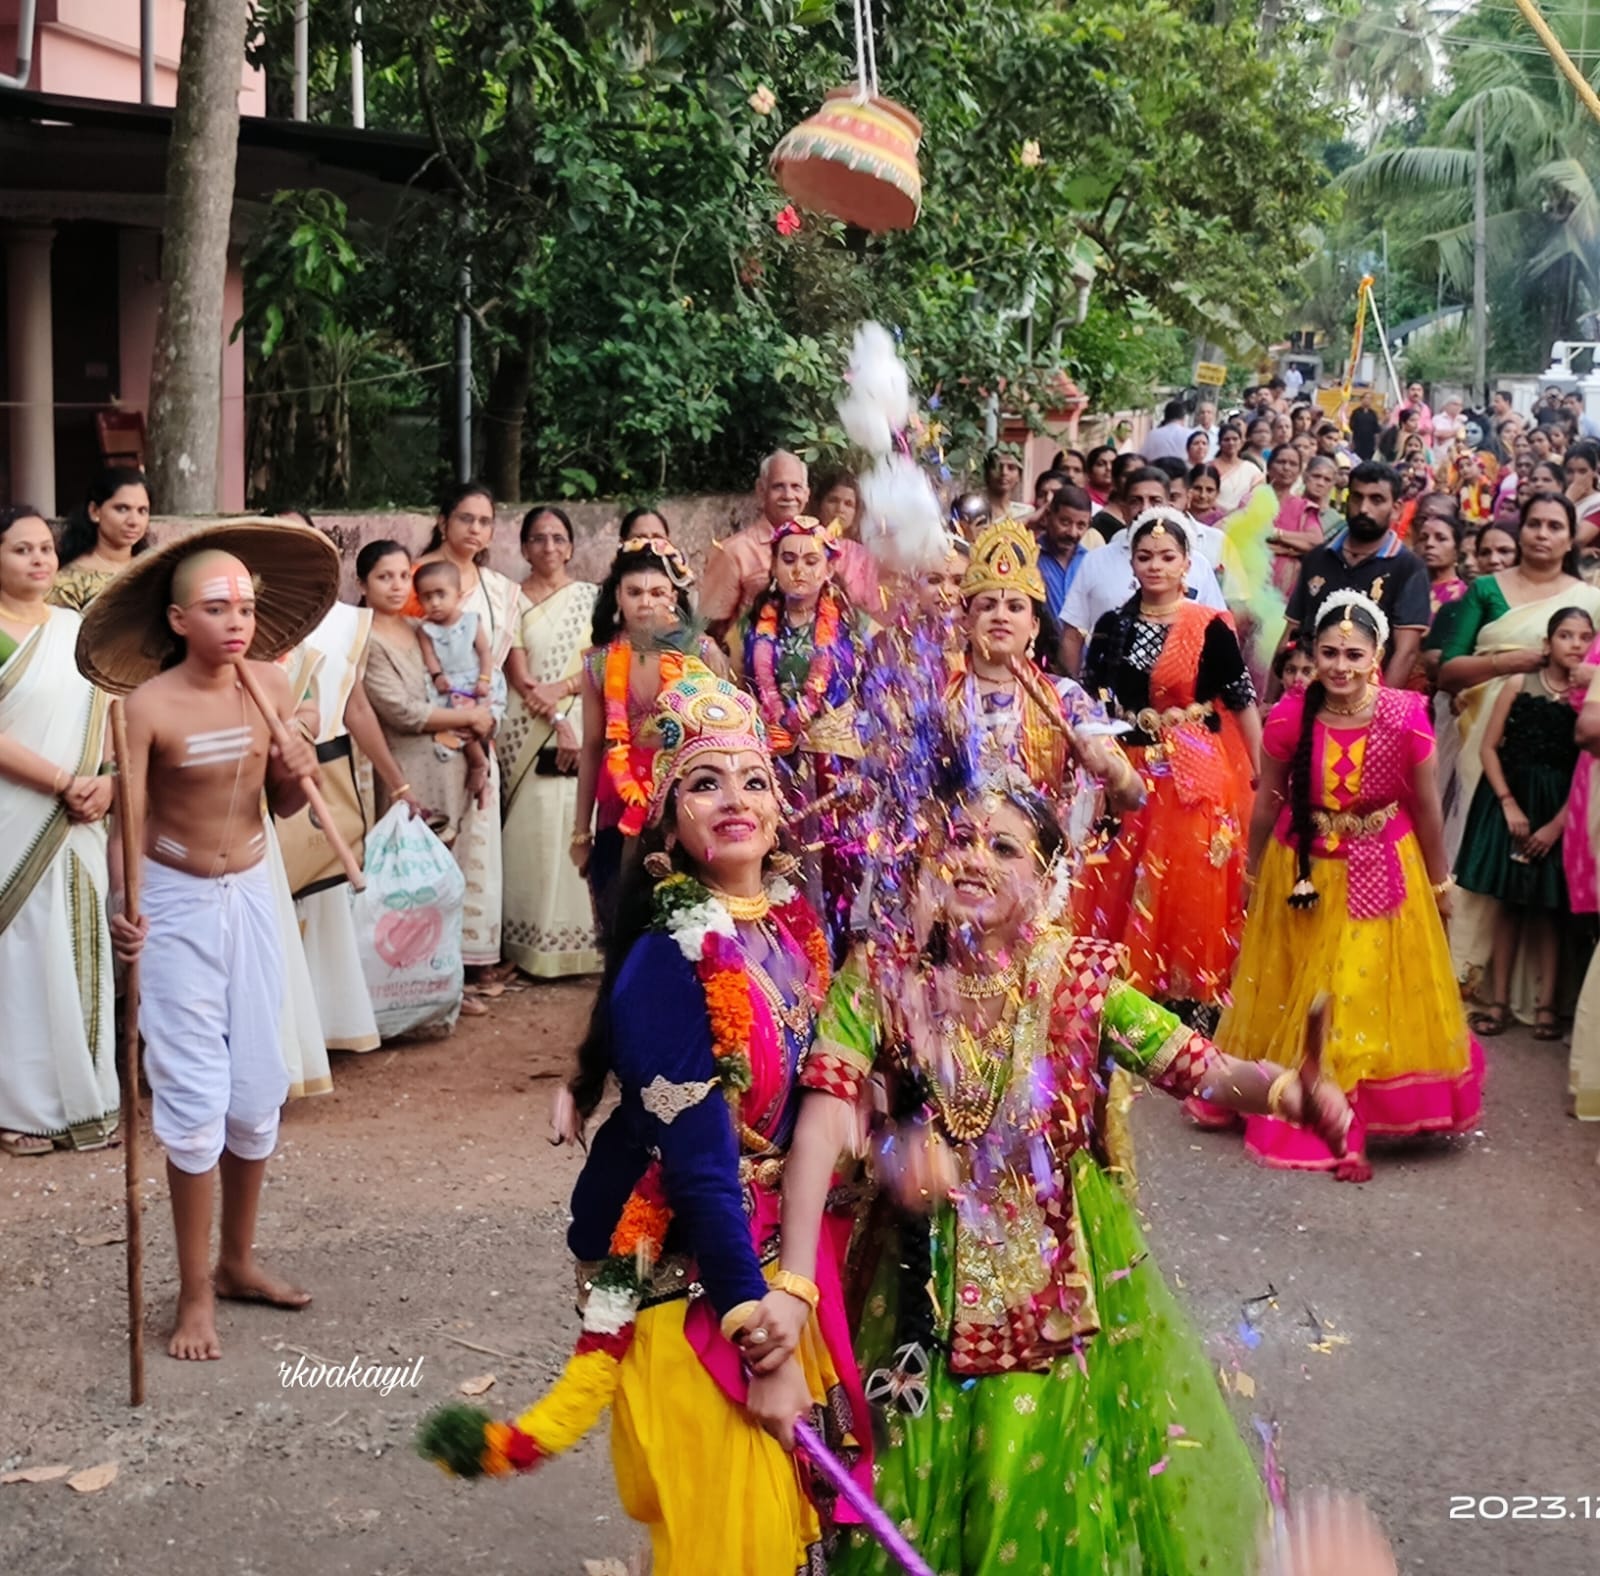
[
  {"left": 1195, "top": 401, "right": 1220, "bottom": 458},
  {"left": 1057, "top": 473, "right": 1226, "bottom": 675},
  {"left": 1142, "top": 400, "right": 1194, "bottom": 464}
]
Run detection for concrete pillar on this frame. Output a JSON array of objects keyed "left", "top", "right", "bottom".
[{"left": 5, "top": 225, "right": 56, "bottom": 516}]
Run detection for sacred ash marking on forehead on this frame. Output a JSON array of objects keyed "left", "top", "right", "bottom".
[{"left": 171, "top": 550, "right": 259, "bottom": 609}]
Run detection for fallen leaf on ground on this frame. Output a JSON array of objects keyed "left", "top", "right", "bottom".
[
  {"left": 583, "top": 1561, "right": 629, "bottom": 1576},
  {"left": 67, "top": 1462, "right": 119, "bottom": 1494},
  {"left": 1, "top": 1464, "right": 72, "bottom": 1484},
  {"left": 75, "top": 1230, "right": 126, "bottom": 1248},
  {"left": 1235, "top": 1371, "right": 1257, "bottom": 1399},
  {"left": 458, "top": 1373, "right": 496, "bottom": 1396}
]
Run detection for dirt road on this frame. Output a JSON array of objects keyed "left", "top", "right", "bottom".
[{"left": 2, "top": 979, "right": 1596, "bottom": 1573}]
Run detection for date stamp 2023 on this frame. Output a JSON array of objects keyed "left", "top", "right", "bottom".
[{"left": 1450, "top": 1496, "right": 1600, "bottom": 1522}]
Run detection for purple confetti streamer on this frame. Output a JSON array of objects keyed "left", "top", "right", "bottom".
[{"left": 795, "top": 1419, "right": 935, "bottom": 1576}]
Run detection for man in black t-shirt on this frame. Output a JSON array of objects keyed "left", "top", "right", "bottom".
[
  {"left": 1348, "top": 389, "right": 1382, "bottom": 460},
  {"left": 1279, "top": 460, "right": 1431, "bottom": 693}
]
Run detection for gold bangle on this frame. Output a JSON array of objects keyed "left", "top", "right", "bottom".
[
  {"left": 1265, "top": 1067, "right": 1297, "bottom": 1120},
  {"left": 393, "top": 782, "right": 412, "bottom": 796},
  {"left": 570, "top": 832, "right": 594, "bottom": 848},
  {"left": 719, "top": 1299, "right": 763, "bottom": 1343},
  {"left": 1431, "top": 874, "right": 1456, "bottom": 896},
  {"left": 769, "top": 1269, "right": 820, "bottom": 1312}
]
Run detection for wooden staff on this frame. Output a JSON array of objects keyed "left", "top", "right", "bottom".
[
  {"left": 231, "top": 658, "right": 365, "bottom": 892},
  {"left": 1007, "top": 653, "right": 1080, "bottom": 745},
  {"left": 109, "top": 699, "right": 145, "bottom": 1407}
]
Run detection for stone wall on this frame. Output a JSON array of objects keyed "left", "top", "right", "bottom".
[{"left": 146, "top": 494, "right": 752, "bottom": 599}]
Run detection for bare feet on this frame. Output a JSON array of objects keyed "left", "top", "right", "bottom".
[
  {"left": 0, "top": 1130, "right": 53, "bottom": 1157},
  {"left": 1333, "top": 1151, "right": 1373, "bottom": 1184},
  {"left": 459, "top": 994, "right": 489, "bottom": 1017},
  {"left": 213, "top": 1259, "right": 312, "bottom": 1310},
  {"left": 169, "top": 1287, "right": 222, "bottom": 1360}
]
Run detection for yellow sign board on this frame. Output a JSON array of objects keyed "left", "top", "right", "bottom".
[
  {"left": 1314, "top": 387, "right": 1345, "bottom": 417},
  {"left": 1194, "top": 361, "right": 1227, "bottom": 387}
]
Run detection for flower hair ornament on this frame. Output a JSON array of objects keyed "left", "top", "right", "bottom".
[
  {"left": 617, "top": 534, "right": 695, "bottom": 588},
  {"left": 770, "top": 514, "right": 842, "bottom": 559},
  {"left": 1316, "top": 587, "right": 1390, "bottom": 649},
  {"left": 1128, "top": 506, "right": 1192, "bottom": 551}
]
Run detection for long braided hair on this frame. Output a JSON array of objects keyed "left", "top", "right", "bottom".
[{"left": 1286, "top": 600, "right": 1385, "bottom": 908}]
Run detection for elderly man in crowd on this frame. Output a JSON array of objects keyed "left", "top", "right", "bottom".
[{"left": 699, "top": 450, "right": 879, "bottom": 641}]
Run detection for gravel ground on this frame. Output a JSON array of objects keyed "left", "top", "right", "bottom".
[{"left": 2, "top": 978, "right": 1595, "bottom": 1574}]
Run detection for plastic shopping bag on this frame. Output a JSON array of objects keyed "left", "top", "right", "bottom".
[{"left": 352, "top": 804, "right": 465, "bottom": 1038}]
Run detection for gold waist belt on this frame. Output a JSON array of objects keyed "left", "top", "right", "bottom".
[
  {"left": 1309, "top": 801, "right": 1399, "bottom": 839},
  {"left": 739, "top": 1151, "right": 786, "bottom": 1189},
  {"left": 1123, "top": 700, "right": 1215, "bottom": 737},
  {"left": 802, "top": 701, "right": 864, "bottom": 760}
]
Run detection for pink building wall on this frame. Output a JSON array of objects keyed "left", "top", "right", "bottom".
[
  {"left": 0, "top": 0, "right": 265, "bottom": 110},
  {"left": 2, "top": 0, "right": 255, "bottom": 510}
]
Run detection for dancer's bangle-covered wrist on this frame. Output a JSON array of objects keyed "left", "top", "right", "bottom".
[
  {"left": 1265, "top": 1067, "right": 1297, "bottom": 1120},
  {"left": 769, "top": 1269, "right": 820, "bottom": 1312},
  {"left": 720, "top": 1299, "right": 763, "bottom": 1343}
]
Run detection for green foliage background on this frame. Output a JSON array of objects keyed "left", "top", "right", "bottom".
[{"left": 242, "top": 0, "right": 1338, "bottom": 507}]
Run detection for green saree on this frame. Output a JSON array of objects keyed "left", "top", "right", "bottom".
[{"left": 826, "top": 929, "right": 1265, "bottom": 1575}]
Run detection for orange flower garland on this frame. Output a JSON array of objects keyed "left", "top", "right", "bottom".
[
  {"left": 416, "top": 873, "right": 828, "bottom": 1484},
  {"left": 751, "top": 586, "right": 843, "bottom": 754},
  {"left": 604, "top": 641, "right": 686, "bottom": 835}
]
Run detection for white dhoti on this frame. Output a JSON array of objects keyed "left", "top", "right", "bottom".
[{"left": 139, "top": 859, "right": 288, "bottom": 1175}]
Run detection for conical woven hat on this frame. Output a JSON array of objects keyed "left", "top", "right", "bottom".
[{"left": 75, "top": 518, "right": 341, "bottom": 696}]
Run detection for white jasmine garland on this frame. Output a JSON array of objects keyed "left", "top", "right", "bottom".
[
  {"left": 766, "top": 877, "right": 799, "bottom": 906},
  {"left": 667, "top": 898, "right": 738, "bottom": 960},
  {"left": 581, "top": 1283, "right": 639, "bottom": 1337}
]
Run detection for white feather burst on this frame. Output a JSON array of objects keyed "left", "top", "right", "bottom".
[
  {"left": 837, "top": 322, "right": 912, "bottom": 455},
  {"left": 859, "top": 455, "right": 948, "bottom": 575}
]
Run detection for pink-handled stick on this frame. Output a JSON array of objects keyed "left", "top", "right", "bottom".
[{"left": 793, "top": 1418, "right": 934, "bottom": 1576}]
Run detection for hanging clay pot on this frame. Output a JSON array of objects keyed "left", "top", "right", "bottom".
[{"left": 770, "top": 87, "right": 922, "bottom": 233}]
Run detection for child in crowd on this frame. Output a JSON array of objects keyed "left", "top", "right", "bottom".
[
  {"left": 1271, "top": 638, "right": 1316, "bottom": 695},
  {"left": 1456, "top": 605, "right": 1595, "bottom": 1039},
  {"left": 90, "top": 527, "right": 334, "bottom": 1360},
  {"left": 414, "top": 559, "right": 504, "bottom": 807}
]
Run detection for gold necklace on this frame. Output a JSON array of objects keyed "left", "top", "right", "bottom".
[
  {"left": 951, "top": 958, "right": 1021, "bottom": 1000},
  {"left": 1322, "top": 683, "right": 1375, "bottom": 717},
  {"left": 710, "top": 887, "right": 771, "bottom": 922},
  {"left": 1539, "top": 669, "right": 1571, "bottom": 700},
  {"left": 929, "top": 1004, "right": 1019, "bottom": 1143},
  {"left": 1138, "top": 600, "right": 1182, "bottom": 620},
  {"left": 0, "top": 600, "right": 49, "bottom": 629},
  {"left": 744, "top": 948, "right": 814, "bottom": 1040}
]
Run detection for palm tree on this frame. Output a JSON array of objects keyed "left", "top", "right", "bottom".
[
  {"left": 1327, "top": 0, "right": 1440, "bottom": 149},
  {"left": 1336, "top": 2, "right": 1600, "bottom": 356}
]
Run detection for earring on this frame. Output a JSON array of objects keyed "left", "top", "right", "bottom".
[{"left": 643, "top": 851, "right": 673, "bottom": 879}]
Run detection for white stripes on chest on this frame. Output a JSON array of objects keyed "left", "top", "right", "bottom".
[{"left": 179, "top": 725, "right": 254, "bottom": 768}]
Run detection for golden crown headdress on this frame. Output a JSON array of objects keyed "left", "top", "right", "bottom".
[
  {"left": 960, "top": 519, "right": 1046, "bottom": 603},
  {"left": 645, "top": 662, "right": 773, "bottom": 824}
]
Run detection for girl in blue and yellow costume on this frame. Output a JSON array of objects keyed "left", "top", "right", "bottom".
[
  {"left": 825, "top": 779, "right": 1354, "bottom": 1576},
  {"left": 420, "top": 665, "right": 870, "bottom": 1574}
]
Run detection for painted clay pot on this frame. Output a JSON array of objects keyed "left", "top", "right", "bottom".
[{"left": 770, "top": 87, "right": 922, "bottom": 233}]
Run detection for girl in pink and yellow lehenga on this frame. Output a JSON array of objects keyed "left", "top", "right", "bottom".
[{"left": 1205, "top": 590, "right": 1484, "bottom": 1181}]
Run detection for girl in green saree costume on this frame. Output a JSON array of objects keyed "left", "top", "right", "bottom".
[{"left": 825, "top": 781, "right": 1353, "bottom": 1576}]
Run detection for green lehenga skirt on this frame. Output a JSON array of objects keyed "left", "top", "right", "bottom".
[{"left": 835, "top": 1152, "right": 1265, "bottom": 1575}]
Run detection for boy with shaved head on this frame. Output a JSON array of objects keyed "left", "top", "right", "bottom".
[{"left": 110, "top": 547, "right": 322, "bottom": 1360}]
